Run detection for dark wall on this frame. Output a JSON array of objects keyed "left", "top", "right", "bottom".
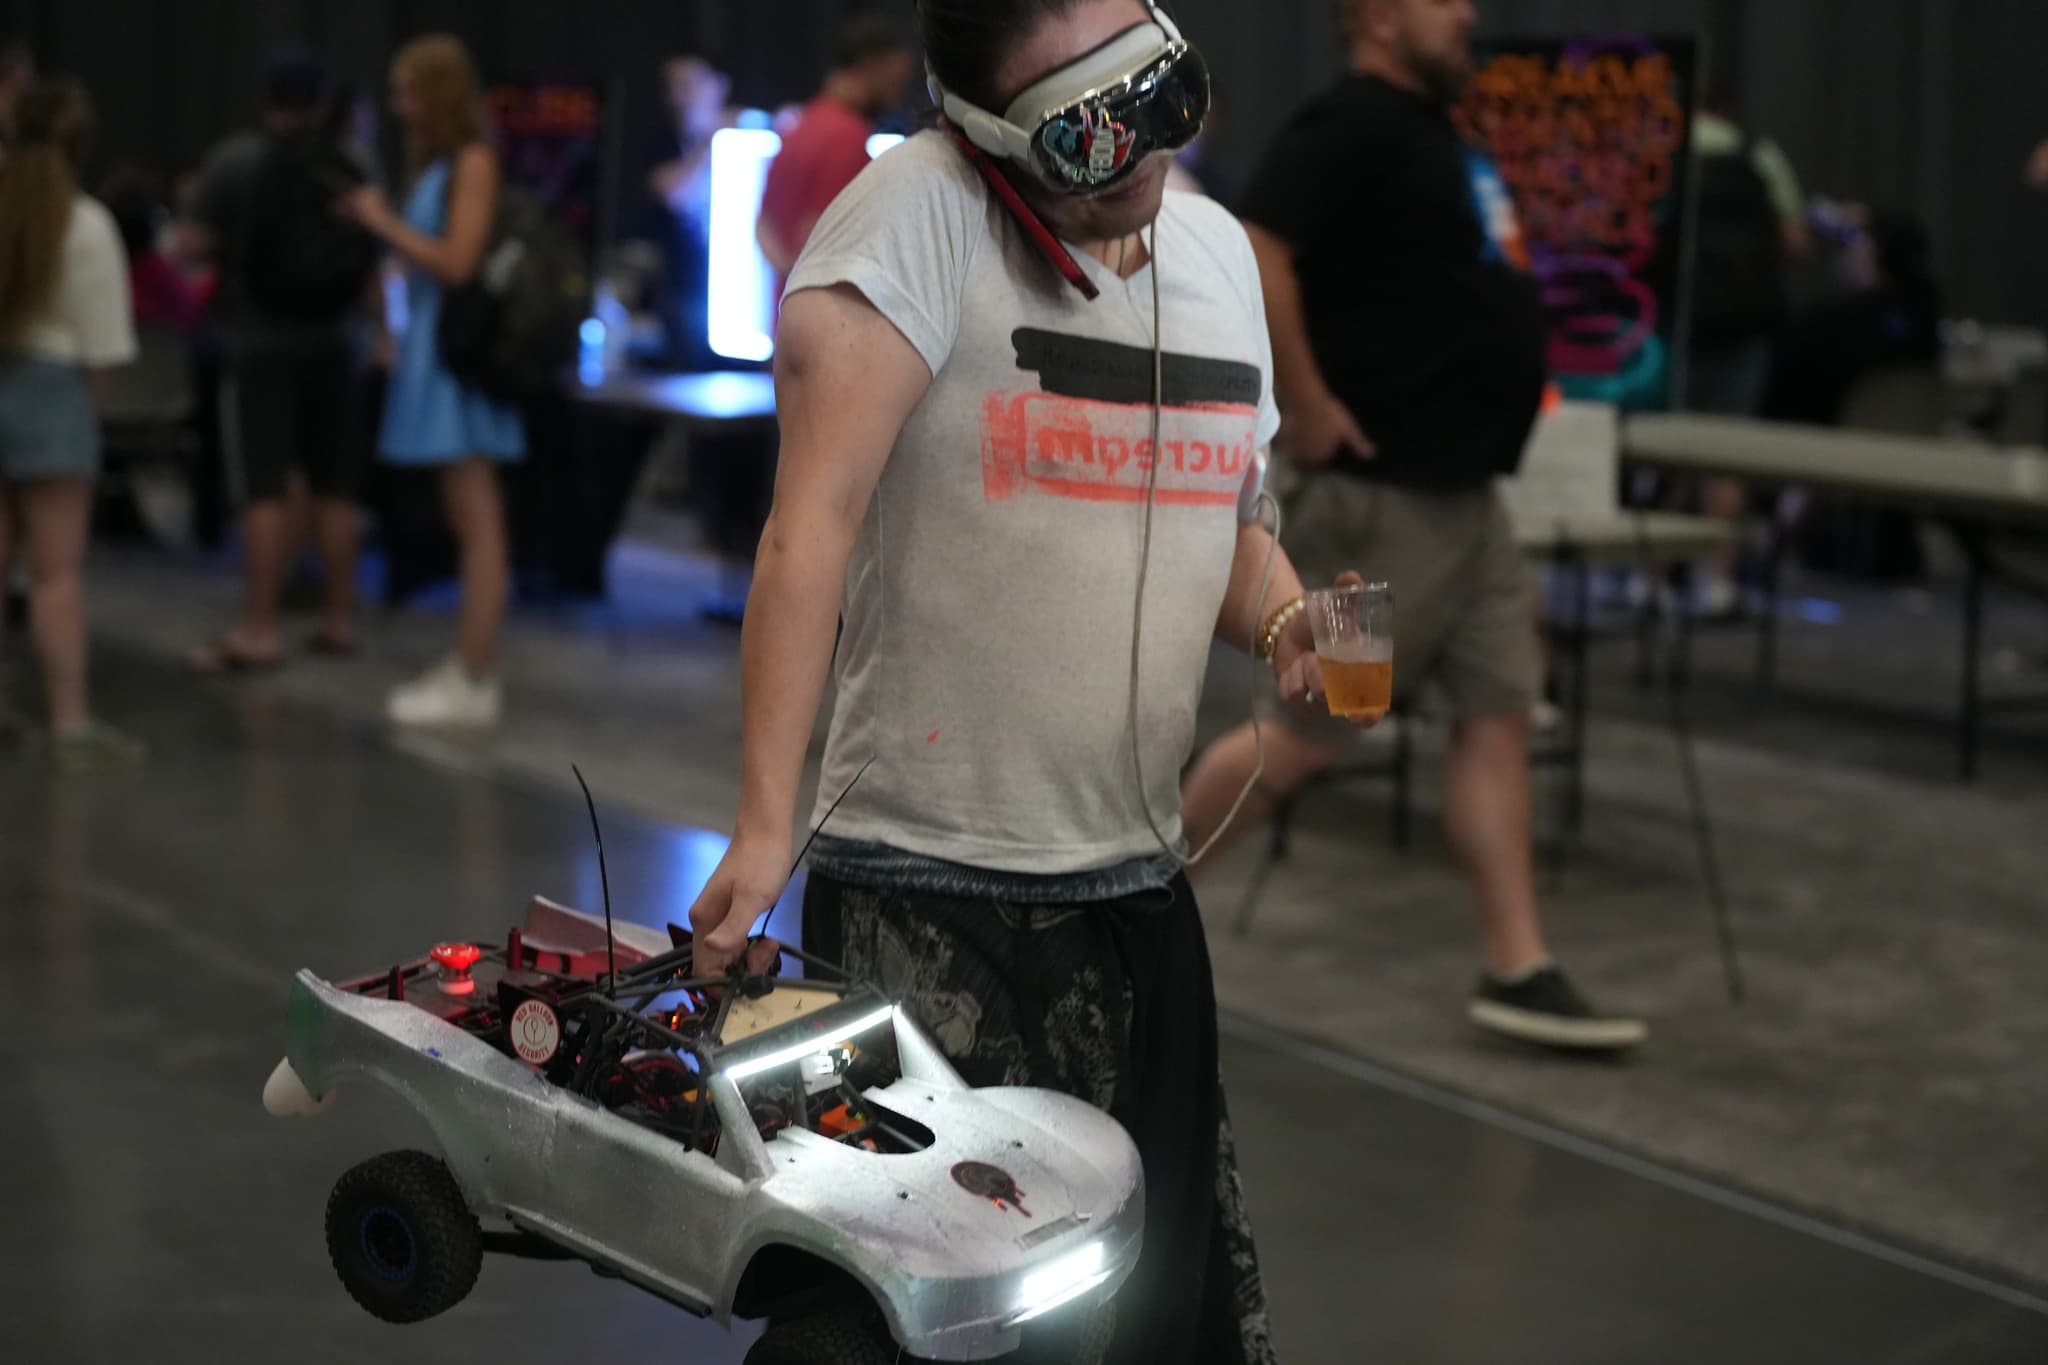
[
  {"left": 0, "top": 0, "right": 894, "bottom": 190},
  {"left": 3, "top": 0, "right": 2044, "bottom": 325}
]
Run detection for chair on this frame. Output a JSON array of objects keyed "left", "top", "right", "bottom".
[
  {"left": 99, "top": 325, "right": 198, "bottom": 449},
  {"left": 1230, "top": 707, "right": 1417, "bottom": 939},
  {"left": 1837, "top": 366, "right": 1949, "bottom": 438},
  {"left": 97, "top": 325, "right": 201, "bottom": 548}
]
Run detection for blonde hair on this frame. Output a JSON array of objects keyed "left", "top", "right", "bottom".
[
  {"left": 393, "top": 34, "right": 486, "bottom": 176},
  {"left": 0, "top": 77, "right": 92, "bottom": 346}
]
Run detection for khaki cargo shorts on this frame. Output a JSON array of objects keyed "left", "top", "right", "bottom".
[{"left": 1266, "top": 465, "right": 1540, "bottom": 741}]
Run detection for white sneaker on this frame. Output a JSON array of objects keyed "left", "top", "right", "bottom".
[{"left": 387, "top": 658, "right": 502, "bottom": 729}]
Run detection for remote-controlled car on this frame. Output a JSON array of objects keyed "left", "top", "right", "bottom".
[{"left": 262, "top": 896, "right": 1143, "bottom": 1363}]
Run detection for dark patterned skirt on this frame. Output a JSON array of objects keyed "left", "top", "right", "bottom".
[{"left": 804, "top": 871, "right": 1278, "bottom": 1365}]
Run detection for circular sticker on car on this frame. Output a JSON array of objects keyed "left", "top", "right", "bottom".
[{"left": 510, "top": 999, "right": 561, "bottom": 1066}]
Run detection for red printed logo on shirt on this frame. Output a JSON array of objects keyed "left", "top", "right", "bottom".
[{"left": 980, "top": 329, "right": 1262, "bottom": 507}]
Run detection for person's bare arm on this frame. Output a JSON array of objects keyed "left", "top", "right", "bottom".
[
  {"left": 343, "top": 145, "right": 498, "bottom": 287},
  {"left": 1214, "top": 516, "right": 1371, "bottom": 723},
  {"left": 687, "top": 283, "right": 933, "bottom": 974},
  {"left": 1214, "top": 513, "right": 1305, "bottom": 652},
  {"left": 2028, "top": 140, "right": 2048, "bottom": 191},
  {"left": 1247, "top": 223, "right": 1372, "bottom": 464}
]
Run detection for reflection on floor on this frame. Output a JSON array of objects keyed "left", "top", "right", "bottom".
[{"left": 2, "top": 656, "right": 2043, "bottom": 1363}]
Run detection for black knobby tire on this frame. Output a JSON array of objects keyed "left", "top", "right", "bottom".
[
  {"left": 745, "top": 1305, "right": 904, "bottom": 1365},
  {"left": 324, "top": 1149, "right": 484, "bottom": 1324}
]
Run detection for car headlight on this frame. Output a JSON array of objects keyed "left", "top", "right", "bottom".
[{"left": 1010, "top": 1240, "right": 1111, "bottom": 1325}]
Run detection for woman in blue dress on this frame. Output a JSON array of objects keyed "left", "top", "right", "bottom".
[{"left": 342, "top": 34, "right": 520, "bottom": 729}]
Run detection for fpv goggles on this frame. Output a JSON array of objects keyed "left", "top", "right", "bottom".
[{"left": 931, "top": 3, "right": 1211, "bottom": 195}]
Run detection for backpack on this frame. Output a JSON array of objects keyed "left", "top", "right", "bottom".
[
  {"left": 1690, "top": 136, "right": 1787, "bottom": 346},
  {"left": 241, "top": 132, "right": 380, "bottom": 322},
  {"left": 437, "top": 184, "right": 589, "bottom": 406}
]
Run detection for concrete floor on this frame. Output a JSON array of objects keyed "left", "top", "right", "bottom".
[{"left": 3, "top": 656, "right": 2044, "bottom": 1363}]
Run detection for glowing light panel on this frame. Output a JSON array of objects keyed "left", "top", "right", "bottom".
[{"left": 707, "top": 127, "right": 910, "bottom": 364}]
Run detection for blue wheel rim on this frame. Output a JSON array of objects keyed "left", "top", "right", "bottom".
[{"left": 357, "top": 1205, "right": 418, "bottom": 1283}]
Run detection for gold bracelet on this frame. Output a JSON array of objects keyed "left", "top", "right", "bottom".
[{"left": 1259, "top": 596, "right": 1307, "bottom": 663}]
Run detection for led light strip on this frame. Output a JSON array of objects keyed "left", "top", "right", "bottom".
[{"left": 722, "top": 1004, "right": 896, "bottom": 1082}]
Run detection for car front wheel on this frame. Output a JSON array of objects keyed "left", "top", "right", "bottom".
[{"left": 324, "top": 1149, "right": 483, "bottom": 1324}]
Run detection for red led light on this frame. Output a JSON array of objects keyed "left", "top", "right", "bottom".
[{"left": 431, "top": 943, "right": 483, "bottom": 973}]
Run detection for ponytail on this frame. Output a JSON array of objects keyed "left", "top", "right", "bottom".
[{"left": 0, "top": 78, "right": 92, "bottom": 346}]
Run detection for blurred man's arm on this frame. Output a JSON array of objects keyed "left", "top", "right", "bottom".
[
  {"left": 1247, "top": 224, "right": 1372, "bottom": 464},
  {"left": 1753, "top": 138, "right": 1812, "bottom": 259}
]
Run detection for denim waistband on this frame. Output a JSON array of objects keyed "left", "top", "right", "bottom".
[{"left": 805, "top": 835, "right": 1182, "bottom": 905}]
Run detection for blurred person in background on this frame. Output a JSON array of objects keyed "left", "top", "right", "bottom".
[
  {"left": 1688, "top": 76, "right": 1810, "bottom": 412},
  {"left": 754, "top": 14, "right": 915, "bottom": 280},
  {"left": 1182, "top": 0, "right": 1646, "bottom": 1052},
  {"left": 329, "top": 82, "right": 388, "bottom": 197},
  {"left": 647, "top": 54, "right": 734, "bottom": 369},
  {"left": 341, "top": 34, "right": 522, "bottom": 729},
  {"left": 163, "top": 163, "right": 215, "bottom": 292},
  {"left": 1762, "top": 213, "right": 1942, "bottom": 427},
  {"left": 1684, "top": 78, "right": 1810, "bottom": 613},
  {"left": 162, "top": 160, "right": 230, "bottom": 549},
  {"left": 1763, "top": 214, "right": 1944, "bottom": 583},
  {"left": 0, "top": 79, "right": 143, "bottom": 771},
  {"left": 101, "top": 160, "right": 210, "bottom": 332},
  {"left": 185, "top": 46, "right": 377, "bottom": 674},
  {"left": 0, "top": 41, "right": 33, "bottom": 150}
]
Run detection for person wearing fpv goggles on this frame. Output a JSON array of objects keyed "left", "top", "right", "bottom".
[{"left": 688, "top": 3, "right": 1368, "bottom": 1360}]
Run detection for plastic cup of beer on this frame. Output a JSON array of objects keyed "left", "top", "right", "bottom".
[{"left": 1306, "top": 583, "right": 1394, "bottom": 721}]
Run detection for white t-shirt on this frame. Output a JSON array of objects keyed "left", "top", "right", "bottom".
[
  {"left": 785, "top": 132, "right": 1281, "bottom": 875},
  {"left": 16, "top": 195, "right": 137, "bottom": 367}
]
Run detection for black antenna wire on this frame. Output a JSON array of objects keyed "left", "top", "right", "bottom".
[
  {"left": 740, "top": 757, "right": 879, "bottom": 963},
  {"left": 572, "top": 764, "right": 618, "bottom": 999},
  {"left": 788, "top": 757, "right": 875, "bottom": 886}
]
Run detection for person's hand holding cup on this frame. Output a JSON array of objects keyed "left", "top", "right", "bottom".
[{"left": 1274, "top": 573, "right": 1393, "bottom": 726}]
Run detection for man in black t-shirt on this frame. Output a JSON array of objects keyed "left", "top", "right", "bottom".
[
  {"left": 1184, "top": 0, "right": 1646, "bottom": 1052},
  {"left": 184, "top": 47, "right": 372, "bottom": 675}
]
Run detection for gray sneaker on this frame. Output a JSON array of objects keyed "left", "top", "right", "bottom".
[{"left": 52, "top": 721, "right": 148, "bottom": 774}]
